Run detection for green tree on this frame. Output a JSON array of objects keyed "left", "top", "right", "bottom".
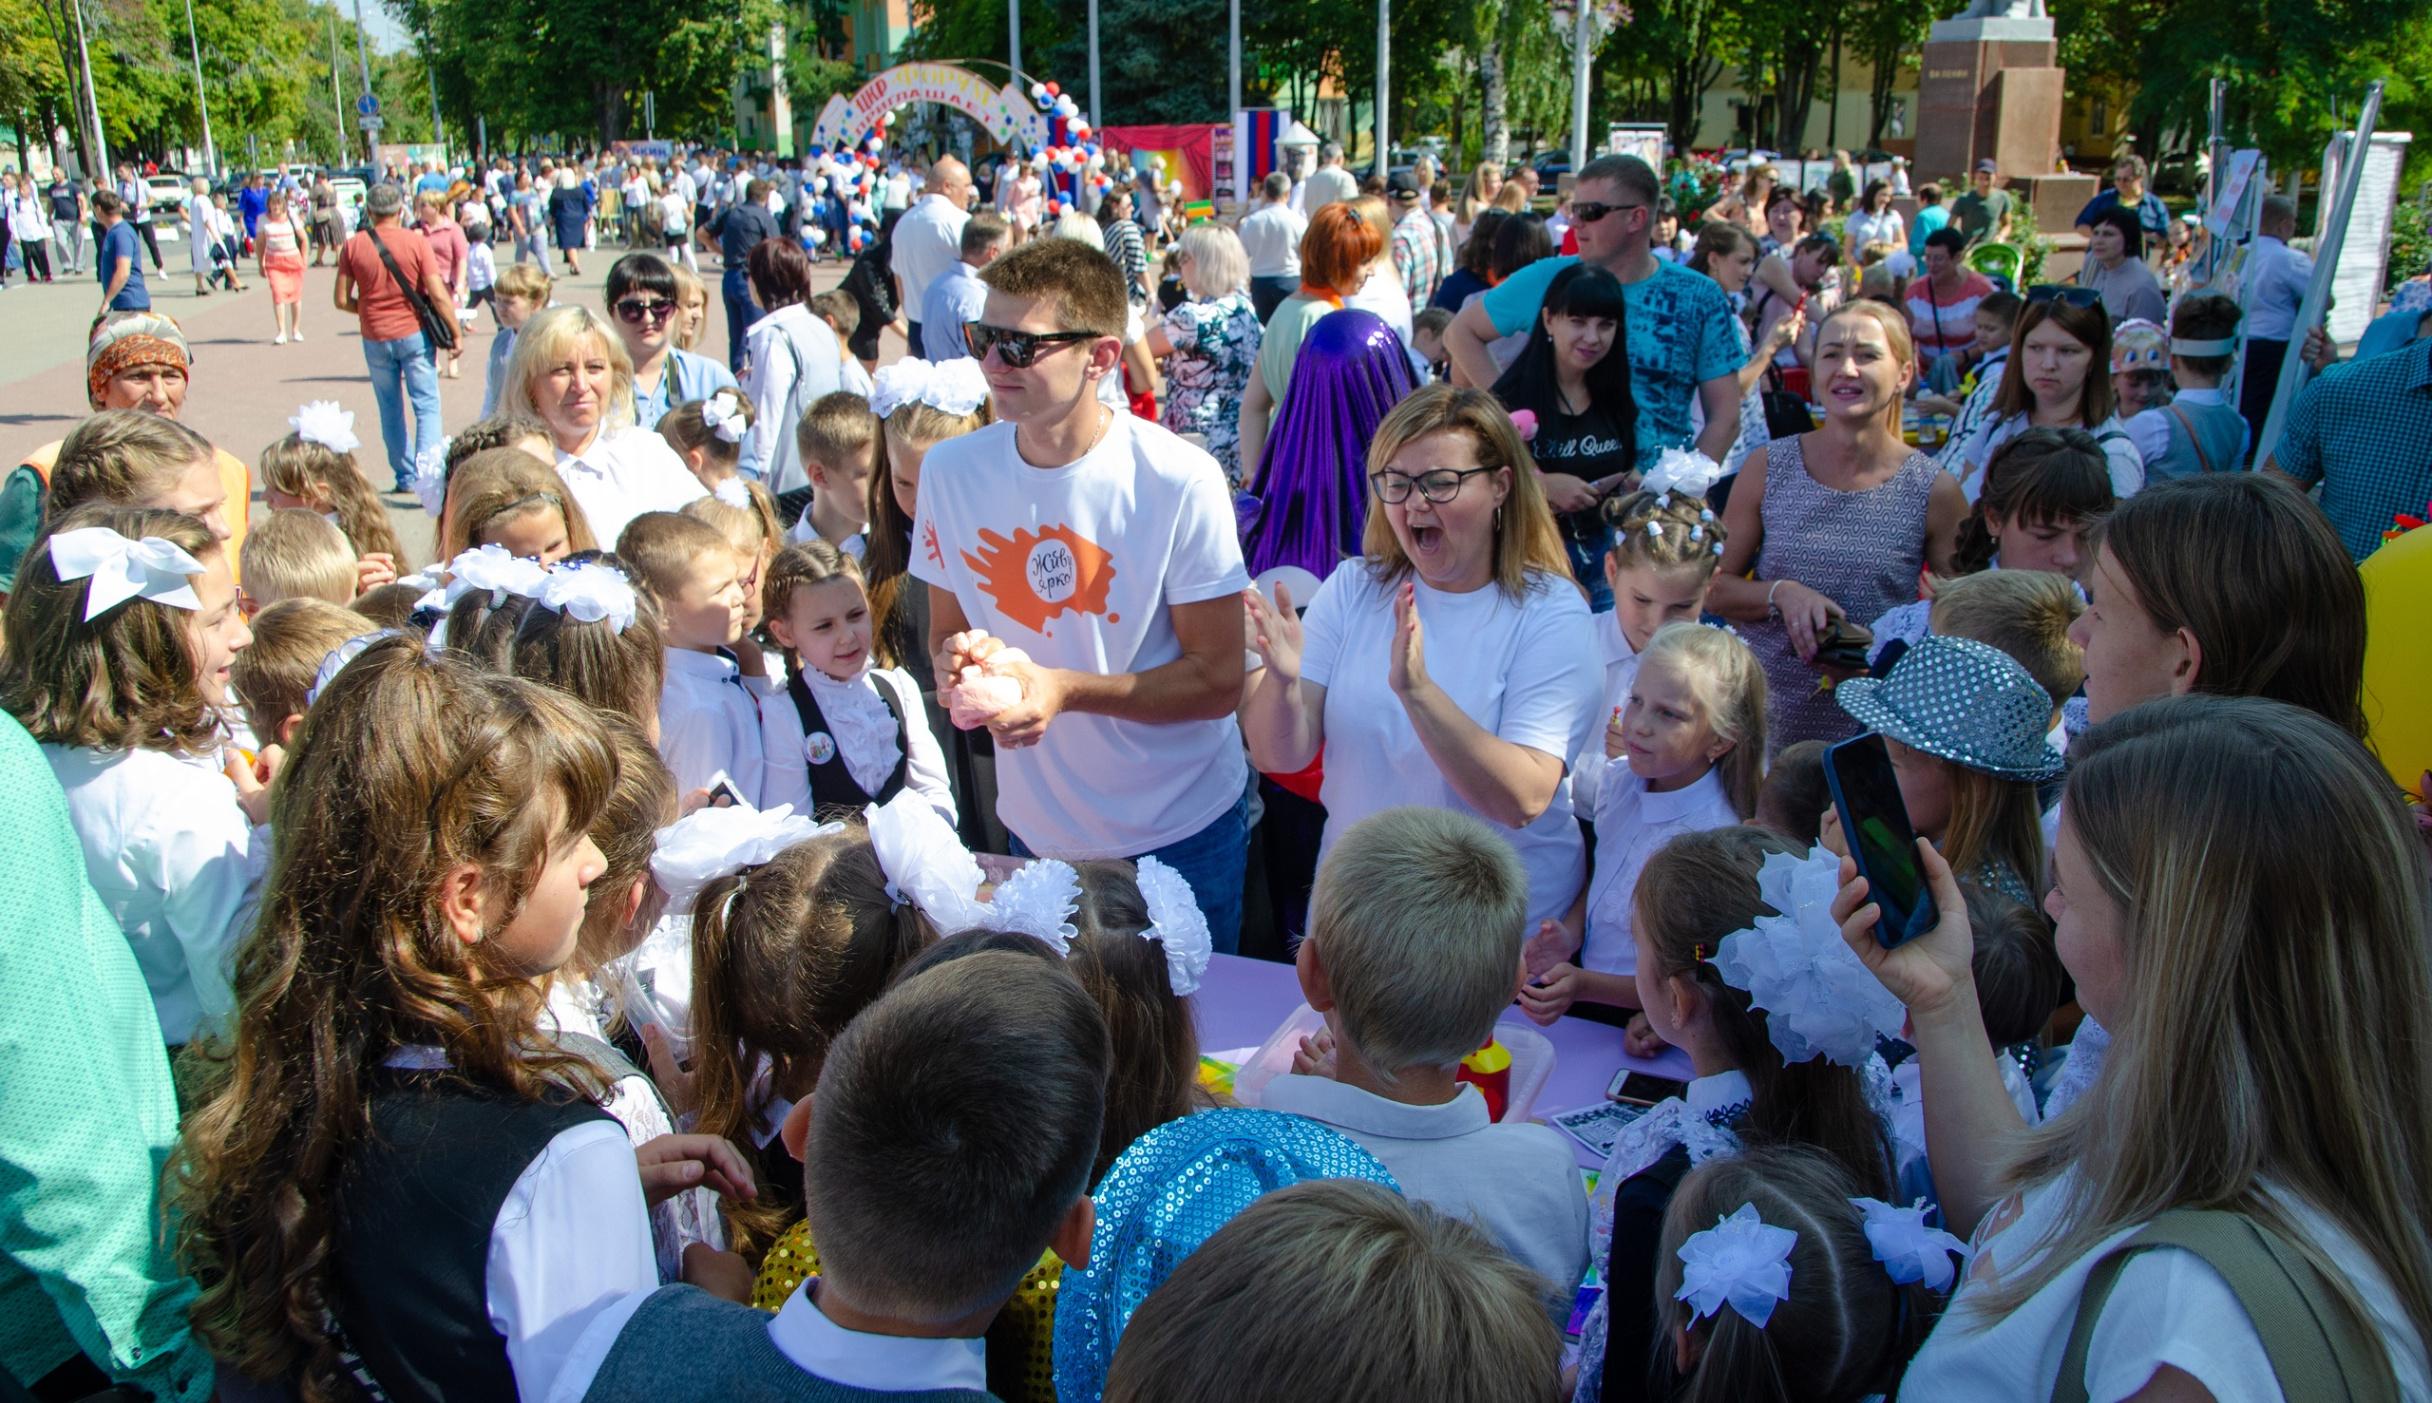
[{"left": 1849, "top": 0, "right": 1935, "bottom": 148}]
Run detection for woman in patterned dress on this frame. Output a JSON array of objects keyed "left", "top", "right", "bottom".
[
  {"left": 1710, "top": 300, "right": 1968, "bottom": 750},
  {"left": 1148, "top": 224, "right": 1263, "bottom": 484}
]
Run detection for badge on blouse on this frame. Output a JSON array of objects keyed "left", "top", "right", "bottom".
[{"left": 805, "top": 731, "right": 837, "bottom": 765}]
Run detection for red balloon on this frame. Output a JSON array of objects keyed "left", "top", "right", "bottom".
[{"left": 1045, "top": 81, "right": 1060, "bottom": 97}]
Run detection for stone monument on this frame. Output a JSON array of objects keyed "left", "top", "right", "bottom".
[{"left": 1916, "top": 0, "right": 2096, "bottom": 252}]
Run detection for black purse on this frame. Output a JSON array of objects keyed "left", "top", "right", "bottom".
[{"left": 364, "top": 228, "right": 459, "bottom": 353}]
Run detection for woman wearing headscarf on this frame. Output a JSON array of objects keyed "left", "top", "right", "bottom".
[{"left": 1, "top": 313, "right": 253, "bottom": 594}]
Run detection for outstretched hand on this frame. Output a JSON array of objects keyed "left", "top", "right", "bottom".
[{"left": 1243, "top": 579, "right": 1304, "bottom": 680}]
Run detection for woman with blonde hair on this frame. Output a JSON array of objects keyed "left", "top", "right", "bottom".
[
  {"left": 1240, "top": 383, "right": 1601, "bottom": 933},
  {"left": 1838, "top": 693, "right": 2432, "bottom": 1401},
  {"left": 1453, "top": 161, "right": 1504, "bottom": 247},
  {"left": 1711, "top": 299, "right": 1968, "bottom": 748},
  {"left": 499, "top": 304, "right": 706, "bottom": 546},
  {"left": 1702, "top": 163, "right": 1778, "bottom": 232},
  {"left": 1146, "top": 223, "right": 1261, "bottom": 482}
]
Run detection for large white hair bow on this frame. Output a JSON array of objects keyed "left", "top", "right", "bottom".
[
  {"left": 289, "top": 400, "right": 362, "bottom": 455},
  {"left": 534, "top": 561, "right": 639, "bottom": 633},
  {"left": 712, "top": 478, "right": 753, "bottom": 510},
  {"left": 48, "top": 528, "right": 206, "bottom": 621},
  {"left": 1640, "top": 447, "right": 1724, "bottom": 505},
  {"left": 1676, "top": 1204, "right": 1797, "bottom": 1328},
  {"left": 650, "top": 801, "right": 833, "bottom": 909},
  {"left": 305, "top": 629, "right": 400, "bottom": 707},
  {"left": 864, "top": 789, "right": 1078, "bottom": 949},
  {"left": 443, "top": 544, "right": 550, "bottom": 606},
  {"left": 1135, "top": 856, "right": 1212, "bottom": 996},
  {"left": 702, "top": 390, "right": 749, "bottom": 444},
  {"left": 1713, "top": 848, "right": 1907, "bottom": 1067},
  {"left": 410, "top": 441, "right": 451, "bottom": 516},
  {"left": 1852, "top": 1197, "right": 1972, "bottom": 1292},
  {"left": 869, "top": 356, "right": 989, "bottom": 420}
]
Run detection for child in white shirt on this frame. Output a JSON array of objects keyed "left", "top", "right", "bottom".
[
  {"left": 8, "top": 508, "right": 266, "bottom": 1045},
  {"left": 1263, "top": 806, "right": 1590, "bottom": 1320},
  {"left": 1522, "top": 621, "right": 1765, "bottom": 1025},
  {"left": 757, "top": 540, "right": 952, "bottom": 821},
  {"left": 621, "top": 512, "right": 764, "bottom": 804}
]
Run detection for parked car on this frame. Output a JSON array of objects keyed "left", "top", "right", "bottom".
[{"left": 1530, "top": 151, "right": 1573, "bottom": 186}]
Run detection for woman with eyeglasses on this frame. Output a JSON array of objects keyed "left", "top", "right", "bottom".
[
  {"left": 1952, "top": 294, "right": 2146, "bottom": 500},
  {"left": 604, "top": 252, "right": 738, "bottom": 432},
  {"left": 1241, "top": 383, "right": 1602, "bottom": 936},
  {"left": 736, "top": 238, "right": 845, "bottom": 495}
]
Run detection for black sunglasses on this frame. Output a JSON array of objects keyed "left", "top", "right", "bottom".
[
  {"left": 1569, "top": 200, "right": 1642, "bottom": 225},
  {"left": 964, "top": 322, "right": 1097, "bottom": 368},
  {"left": 614, "top": 296, "right": 677, "bottom": 324},
  {"left": 2026, "top": 284, "right": 2104, "bottom": 310}
]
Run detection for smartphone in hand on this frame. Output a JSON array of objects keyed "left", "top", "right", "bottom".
[{"left": 1822, "top": 733, "right": 1940, "bottom": 948}]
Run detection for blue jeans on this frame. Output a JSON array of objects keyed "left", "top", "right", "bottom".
[
  {"left": 1010, "top": 783, "right": 1250, "bottom": 956},
  {"left": 722, "top": 267, "right": 756, "bottom": 374},
  {"left": 362, "top": 331, "right": 441, "bottom": 489}
]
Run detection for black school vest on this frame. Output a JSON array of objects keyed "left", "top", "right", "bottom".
[
  {"left": 784, "top": 668, "right": 909, "bottom": 811},
  {"left": 332, "top": 1070, "right": 613, "bottom": 1403}
]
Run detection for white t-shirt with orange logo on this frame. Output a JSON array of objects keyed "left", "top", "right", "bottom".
[{"left": 909, "top": 415, "right": 1251, "bottom": 859}]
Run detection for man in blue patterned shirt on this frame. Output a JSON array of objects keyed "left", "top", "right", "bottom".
[{"left": 2265, "top": 313, "right": 2432, "bottom": 561}]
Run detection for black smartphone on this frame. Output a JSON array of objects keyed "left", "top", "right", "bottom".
[
  {"left": 1606, "top": 1070, "right": 1687, "bottom": 1107},
  {"left": 1823, "top": 733, "right": 1939, "bottom": 948}
]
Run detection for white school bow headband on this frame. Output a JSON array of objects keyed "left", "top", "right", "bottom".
[
  {"left": 864, "top": 789, "right": 1080, "bottom": 949},
  {"left": 1640, "top": 447, "right": 1724, "bottom": 505},
  {"left": 533, "top": 561, "right": 640, "bottom": 633},
  {"left": 443, "top": 544, "right": 549, "bottom": 607},
  {"left": 1851, "top": 1197, "right": 1972, "bottom": 1292},
  {"left": 702, "top": 390, "right": 749, "bottom": 444},
  {"left": 1134, "top": 856, "right": 1212, "bottom": 997},
  {"left": 868, "top": 356, "right": 989, "bottom": 421},
  {"left": 305, "top": 629, "right": 401, "bottom": 707},
  {"left": 1711, "top": 847, "right": 1907, "bottom": 1067},
  {"left": 712, "top": 478, "right": 753, "bottom": 509},
  {"left": 1675, "top": 1204, "right": 1798, "bottom": 1327},
  {"left": 649, "top": 801, "right": 835, "bottom": 909},
  {"left": 47, "top": 527, "right": 206, "bottom": 621},
  {"left": 289, "top": 399, "right": 362, "bottom": 455}
]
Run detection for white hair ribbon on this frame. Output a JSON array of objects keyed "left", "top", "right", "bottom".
[
  {"left": 1851, "top": 1197, "right": 1972, "bottom": 1292},
  {"left": 1640, "top": 447, "right": 1725, "bottom": 503},
  {"left": 869, "top": 356, "right": 990, "bottom": 420},
  {"left": 702, "top": 391, "right": 749, "bottom": 444},
  {"left": 47, "top": 527, "right": 206, "bottom": 621},
  {"left": 305, "top": 630, "right": 400, "bottom": 707},
  {"left": 1134, "top": 856, "right": 1212, "bottom": 996},
  {"left": 865, "top": 789, "right": 1079, "bottom": 950},
  {"left": 289, "top": 400, "right": 362, "bottom": 456},
  {"left": 713, "top": 478, "right": 753, "bottom": 509},
  {"left": 443, "top": 544, "right": 550, "bottom": 607},
  {"left": 1712, "top": 847, "right": 1908, "bottom": 1067},
  {"left": 649, "top": 801, "right": 834, "bottom": 910},
  {"left": 1674, "top": 1203, "right": 1798, "bottom": 1328},
  {"left": 534, "top": 561, "right": 640, "bottom": 633},
  {"left": 410, "top": 442, "right": 451, "bottom": 517}
]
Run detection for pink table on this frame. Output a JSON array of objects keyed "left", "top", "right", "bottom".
[{"left": 1194, "top": 953, "right": 1694, "bottom": 1169}]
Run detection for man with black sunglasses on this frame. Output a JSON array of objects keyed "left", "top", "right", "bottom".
[
  {"left": 910, "top": 239, "right": 1256, "bottom": 954},
  {"left": 1442, "top": 154, "right": 1744, "bottom": 486}
]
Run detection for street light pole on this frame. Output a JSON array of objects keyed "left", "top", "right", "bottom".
[
  {"left": 1373, "top": 0, "right": 1388, "bottom": 177},
  {"left": 1087, "top": 0, "right": 1100, "bottom": 129},
  {"left": 1008, "top": 0, "right": 1021, "bottom": 92},
  {"left": 182, "top": 0, "right": 218, "bottom": 174},
  {"left": 72, "top": 0, "right": 109, "bottom": 177},
  {"left": 350, "top": 0, "right": 375, "bottom": 164},
  {"left": 1568, "top": 0, "right": 1590, "bottom": 173}
]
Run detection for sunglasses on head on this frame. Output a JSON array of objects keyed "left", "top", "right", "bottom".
[
  {"left": 1569, "top": 200, "right": 1641, "bottom": 225},
  {"left": 964, "top": 322, "right": 1098, "bottom": 368},
  {"left": 614, "top": 296, "right": 677, "bottom": 325},
  {"left": 2026, "top": 284, "right": 2104, "bottom": 310}
]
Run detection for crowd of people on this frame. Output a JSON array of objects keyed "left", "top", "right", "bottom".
[{"left": 5, "top": 130, "right": 2431, "bottom": 1403}]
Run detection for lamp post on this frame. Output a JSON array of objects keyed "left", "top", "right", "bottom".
[{"left": 182, "top": 0, "right": 218, "bottom": 174}]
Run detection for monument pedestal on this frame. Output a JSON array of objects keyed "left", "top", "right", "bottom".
[{"left": 1916, "top": 16, "right": 2064, "bottom": 183}]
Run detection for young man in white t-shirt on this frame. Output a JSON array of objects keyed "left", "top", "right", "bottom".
[{"left": 910, "top": 238, "right": 1254, "bottom": 951}]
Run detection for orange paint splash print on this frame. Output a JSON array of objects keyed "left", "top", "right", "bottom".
[
  {"left": 922, "top": 519, "right": 944, "bottom": 570},
  {"left": 962, "top": 524, "right": 1119, "bottom": 635}
]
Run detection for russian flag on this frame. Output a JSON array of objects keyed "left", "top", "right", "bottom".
[{"left": 1242, "top": 108, "right": 1286, "bottom": 182}]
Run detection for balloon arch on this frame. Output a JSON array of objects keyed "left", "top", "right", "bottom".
[{"left": 806, "top": 62, "right": 1124, "bottom": 213}]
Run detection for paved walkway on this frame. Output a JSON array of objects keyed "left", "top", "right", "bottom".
[{"left": 0, "top": 241, "right": 894, "bottom": 568}]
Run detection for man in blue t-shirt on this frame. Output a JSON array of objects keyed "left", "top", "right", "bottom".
[
  {"left": 1443, "top": 153, "right": 1743, "bottom": 473},
  {"left": 91, "top": 190, "right": 150, "bottom": 314}
]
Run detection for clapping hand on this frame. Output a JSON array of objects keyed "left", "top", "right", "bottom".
[
  {"left": 1242, "top": 579, "right": 1303, "bottom": 679},
  {"left": 1388, "top": 581, "right": 1429, "bottom": 697}
]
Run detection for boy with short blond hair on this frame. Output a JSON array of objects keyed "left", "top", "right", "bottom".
[
  {"left": 240, "top": 509, "right": 359, "bottom": 611},
  {"left": 788, "top": 390, "right": 879, "bottom": 551},
  {"left": 229, "top": 597, "right": 372, "bottom": 745},
  {"left": 617, "top": 511, "right": 763, "bottom": 804},
  {"left": 1266, "top": 805, "right": 1589, "bottom": 1316}
]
